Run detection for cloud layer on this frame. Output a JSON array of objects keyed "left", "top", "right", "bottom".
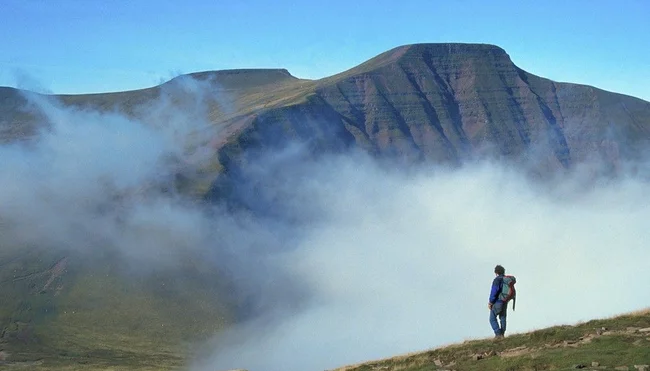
[{"left": 195, "top": 155, "right": 650, "bottom": 371}]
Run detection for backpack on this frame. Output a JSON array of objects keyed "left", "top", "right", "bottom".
[{"left": 499, "top": 275, "right": 517, "bottom": 311}]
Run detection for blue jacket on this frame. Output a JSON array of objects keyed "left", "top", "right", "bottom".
[{"left": 489, "top": 275, "right": 504, "bottom": 304}]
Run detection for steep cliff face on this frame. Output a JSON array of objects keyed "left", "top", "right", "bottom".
[
  {"left": 206, "top": 43, "right": 650, "bottom": 204},
  {"left": 328, "top": 45, "right": 550, "bottom": 159},
  {"left": 247, "top": 44, "right": 649, "bottom": 167}
]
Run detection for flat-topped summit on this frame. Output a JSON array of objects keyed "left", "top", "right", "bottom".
[
  {"left": 184, "top": 68, "right": 299, "bottom": 89},
  {"left": 398, "top": 42, "right": 509, "bottom": 59}
]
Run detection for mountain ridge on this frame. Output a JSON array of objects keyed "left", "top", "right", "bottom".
[
  {"left": 203, "top": 43, "right": 650, "bottom": 207},
  {"left": 2, "top": 43, "right": 647, "bottom": 102},
  {"left": 4, "top": 42, "right": 650, "bottom": 226}
]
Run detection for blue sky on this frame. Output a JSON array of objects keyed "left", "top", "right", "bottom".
[{"left": 1, "top": 0, "right": 649, "bottom": 101}]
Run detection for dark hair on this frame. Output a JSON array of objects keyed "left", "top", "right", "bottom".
[{"left": 494, "top": 265, "right": 505, "bottom": 275}]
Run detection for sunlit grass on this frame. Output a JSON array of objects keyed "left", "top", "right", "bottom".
[{"left": 335, "top": 309, "right": 650, "bottom": 371}]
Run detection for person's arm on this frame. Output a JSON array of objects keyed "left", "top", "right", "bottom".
[{"left": 488, "top": 276, "right": 502, "bottom": 309}]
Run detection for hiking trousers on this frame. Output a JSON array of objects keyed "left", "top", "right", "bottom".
[{"left": 489, "top": 301, "right": 507, "bottom": 336}]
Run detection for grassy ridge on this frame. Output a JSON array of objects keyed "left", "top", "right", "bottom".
[{"left": 335, "top": 309, "right": 650, "bottom": 371}]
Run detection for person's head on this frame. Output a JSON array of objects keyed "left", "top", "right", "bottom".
[{"left": 494, "top": 265, "right": 505, "bottom": 276}]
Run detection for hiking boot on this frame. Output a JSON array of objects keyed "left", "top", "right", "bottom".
[{"left": 494, "top": 334, "right": 504, "bottom": 340}]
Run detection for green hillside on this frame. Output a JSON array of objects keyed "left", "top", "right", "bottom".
[
  {"left": 4, "top": 307, "right": 649, "bottom": 370},
  {"left": 0, "top": 247, "right": 233, "bottom": 370},
  {"left": 334, "top": 310, "right": 650, "bottom": 371}
]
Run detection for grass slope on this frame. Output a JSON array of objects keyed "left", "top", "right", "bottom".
[
  {"left": 0, "top": 247, "right": 233, "bottom": 370},
  {"left": 334, "top": 310, "right": 650, "bottom": 371},
  {"left": 11, "top": 308, "right": 649, "bottom": 370}
]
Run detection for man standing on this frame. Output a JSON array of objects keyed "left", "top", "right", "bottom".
[{"left": 488, "top": 264, "right": 507, "bottom": 338}]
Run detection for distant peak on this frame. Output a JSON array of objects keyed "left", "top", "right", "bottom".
[
  {"left": 403, "top": 42, "right": 506, "bottom": 51},
  {"left": 398, "top": 43, "right": 509, "bottom": 59},
  {"left": 324, "top": 43, "right": 511, "bottom": 81},
  {"left": 187, "top": 68, "right": 296, "bottom": 80},
  {"left": 165, "top": 69, "right": 298, "bottom": 90}
]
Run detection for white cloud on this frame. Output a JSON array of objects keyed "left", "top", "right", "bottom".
[{"left": 195, "top": 156, "right": 650, "bottom": 371}]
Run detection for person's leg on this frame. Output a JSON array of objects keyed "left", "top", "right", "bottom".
[
  {"left": 489, "top": 304, "right": 501, "bottom": 335},
  {"left": 499, "top": 303, "right": 508, "bottom": 336}
]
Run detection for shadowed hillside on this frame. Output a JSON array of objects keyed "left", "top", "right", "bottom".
[{"left": 209, "top": 44, "right": 650, "bottom": 206}]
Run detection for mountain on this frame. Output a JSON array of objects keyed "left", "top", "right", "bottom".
[
  {"left": 1, "top": 43, "right": 650, "bottom": 369},
  {"left": 4, "top": 44, "right": 650, "bottom": 183},
  {"left": 203, "top": 43, "right": 650, "bottom": 207},
  {"left": 212, "top": 44, "right": 650, "bottom": 191}
]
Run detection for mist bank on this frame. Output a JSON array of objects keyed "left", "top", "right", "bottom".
[
  {"left": 0, "top": 80, "right": 306, "bottom": 329},
  {"left": 194, "top": 151, "right": 650, "bottom": 371}
]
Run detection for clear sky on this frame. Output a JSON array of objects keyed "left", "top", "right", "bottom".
[{"left": 2, "top": 0, "right": 649, "bottom": 101}]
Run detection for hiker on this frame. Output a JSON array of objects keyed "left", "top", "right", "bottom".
[{"left": 488, "top": 264, "right": 515, "bottom": 338}]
